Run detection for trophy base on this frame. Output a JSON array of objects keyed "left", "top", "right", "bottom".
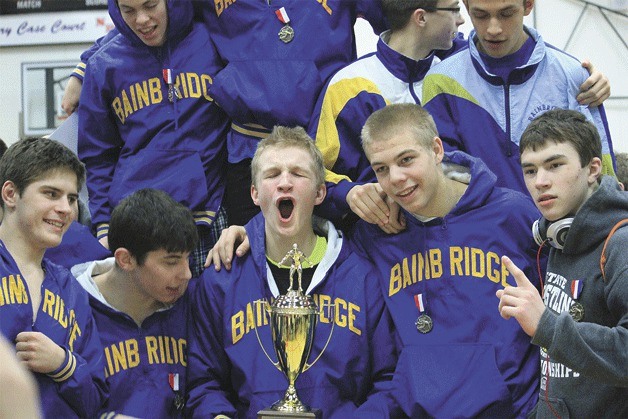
[{"left": 257, "top": 408, "right": 322, "bottom": 419}]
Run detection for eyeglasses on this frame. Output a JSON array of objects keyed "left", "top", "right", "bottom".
[{"left": 424, "top": 6, "right": 461, "bottom": 14}]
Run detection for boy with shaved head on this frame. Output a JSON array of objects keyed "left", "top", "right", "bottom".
[{"left": 187, "top": 126, "right": 398, "bottom": 418}]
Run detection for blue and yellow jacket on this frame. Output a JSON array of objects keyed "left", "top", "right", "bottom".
[
  {"left": 350, "top": 151, "right": 543, "bottom": 418},
  {"left": 78, "top": 0, "right": 229, "bottom": 239},
  {"left": 423, "top": 26, "right": 615, "bottom": 194},
  {"left": 309, "top": 31, "right": 466, "bottom": 221},
  {"left": 0, "top": 242, "right": 108, "bottom": 418},
  {"left": 197, "top": 0, "right": 386, "bottom": 163},
  {"left": 74, "top": 259, "right": 194, "bottom": 418},
  {"left": 187, "top": 214, "right": 399, "bottom": 418}
]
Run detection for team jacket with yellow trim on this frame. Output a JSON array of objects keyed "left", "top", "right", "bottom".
[
  {"left": 74, "top": 259, "right": 194, "bottom": 419},
  {"left": 0, "top": 242, "right": 108, "bottom": 418},
  {"left": 186, "top": 215, "right": 399, "bottom": 418},
  {"left": 308, "top": 31, "right": 466, "bottom": 221},
  {"left": 197, "top": 0, "right": 386, "bottom": 163},
  {"left": 78, "top": 0, "right": 229, "bottom": 235},
  {"left": 423, "top": 26, "right": 616, "bottom": 195},
  {"left": 349, "top": 151, "right": 543, "bottom": 418}
]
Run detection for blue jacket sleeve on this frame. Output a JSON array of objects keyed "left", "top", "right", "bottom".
[
  {"left": 48, "top": 297, "right": 108, "bottom": 417},
  {"left": 77, "top": 57, "right": 123, "bottom": 230},
  {"left": 422, "top": 75, "right": 465, "bottom": 153},
  {"left": 308, "top": 72, "right": 388, "bottom": 221},
  {"left": 186, "top": 274, "right": 238, "bottom": 418},
  {"left": 71, "top": 29, "right": 120, "bottom": 82}
]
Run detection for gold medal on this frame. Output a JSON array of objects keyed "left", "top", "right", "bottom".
[{"left": 278, "top": 24, "right": 294, "bottom": 43}]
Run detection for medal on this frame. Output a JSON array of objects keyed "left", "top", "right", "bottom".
[
  {"left": 569, "top": 302, "right": 585, "bottom": 322},
  {"left": 163, "top": 68, "right": 182, "bottom": 103},
  {"left": 415, "top": 313, "right": 433, "bottom": 334},
  {"left": 278, "top": 25, "right": 294, "bottom": 43},
  {"left": 275, "top": 7, "right": 294, "bottom": 43},
  {"left": 169, "top": 373, "right": 185, "bottom": 411},
  {"left": 173, "top": 393, "right": 185, "bottom": 411},
  {"left": 413, "top": 293, "right": 433, "bottom": 333},
  {"left": 569, "top": 279, "right": 584, "bottom": 322}
]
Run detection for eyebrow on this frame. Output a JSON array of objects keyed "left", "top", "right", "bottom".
[
  {"left": 521, "top": 154, "right": 567, "bottom": 168},
  {"left": 40, "top": 185, "right": 78, "bottom": 196},
  {"left": 370, "top": 148, "right": 416, "bottom": 167}
]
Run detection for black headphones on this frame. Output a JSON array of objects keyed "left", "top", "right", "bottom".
[{"left": 532, "top": 218, "right": 573, "bottom": 250}]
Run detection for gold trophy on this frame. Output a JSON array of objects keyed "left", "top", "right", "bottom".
[{"left": 255, "top": 244, "right": 334, "bottom": 418}]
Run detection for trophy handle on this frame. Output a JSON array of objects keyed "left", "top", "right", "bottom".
[
  {"left": 253, "top": 299, "right": 281, "bottom": 372},
  {"left": 303, "top": 303, "right": 335, "bottom": 372}
]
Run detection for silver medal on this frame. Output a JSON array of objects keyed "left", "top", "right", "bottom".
[
  {"left": 569, "top": 302, "right": 585, "bottom": 322},
  {"left": 415, "top": 313, "right": 433, "bottom": 333},
  {"left": 278, "top": 24, "right": 294, "bottom": 43}
]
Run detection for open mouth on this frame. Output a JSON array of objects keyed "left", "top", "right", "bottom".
[
  {"left": 45, "top": 219, "right": 64, "bottom": 229},
  {"left": 397, "top": 185, "right": 418, "bottom": 199},
  {"left": 278, "top": 199, "right": 295, "bottom": 220}
]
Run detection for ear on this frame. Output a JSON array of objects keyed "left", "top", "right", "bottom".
[
  {"left": 413, "top": 8, "right": 427, "bottom": 26},
  {"left": 523, "top": 0, "right": 534, "bottom": 16},
  {"left": 431, "top": 136, "right": 445, "bottom": 164},
  {"left": 314, "top": 183, "right": 327, "bottom": 206},
  {"left": 587, "top": 157, "right": 602, "bottom": 185},
  {"left": 251, "top": 183, "right": 260, "bottom": 206},
  {"left": 114, "top": 247, "right": 136, "bottom": 271},
  {"left": 1, "top": 181, "right": 19, "bottom": 210}
]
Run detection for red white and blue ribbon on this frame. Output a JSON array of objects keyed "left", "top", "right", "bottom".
[
  {"left": 168, "top": 373, "right": 179, "bottom": 392},
  {"left": 570, "top": 280, "right": 583, "bottom": 300},
  {"left": 414, "top": 293, "right": 426, "bottom": 313},
  {"left": 275, "top": 7, "right": 290, "bottom": 24},
  {"left": 162, "top": 68, "right": 174, "bottom": 84}
]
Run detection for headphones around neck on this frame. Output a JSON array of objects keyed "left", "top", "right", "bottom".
[{"left": 532, "top": 217, "right": 574, "bottom": 250}]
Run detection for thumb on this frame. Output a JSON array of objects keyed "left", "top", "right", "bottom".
[{"left": 502, "top": 255, "right": 532, "bottom": 288}]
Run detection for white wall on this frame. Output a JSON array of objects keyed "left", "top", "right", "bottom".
[
  {"left": 356, "top": 1, "right": 628, "bottom": 153},
  {"left": 0, "top": 42, "right": 91, "bottom": 145}
]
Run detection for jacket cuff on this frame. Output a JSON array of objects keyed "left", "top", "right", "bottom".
[
  {"left": 71, "top": 62, "right": 86, "bottom": 82},
  {"left": 47, "top": 348, "right": 77, "bottom": 383},
  {"left": 531, "top": 307, "right": 558, "bottom": 349},
  {"left": 96, "top": 223, "right": 109, "bottom": 240}
]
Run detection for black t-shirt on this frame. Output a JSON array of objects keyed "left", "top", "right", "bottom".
[{"left": 267, "top": 259, "right": 317, "bottom": 294}]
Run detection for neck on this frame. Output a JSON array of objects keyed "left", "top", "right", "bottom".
[
  {"left": 96, "top": 267, "right": 164, "bottom": 326},
  {"left": 265, "top": 229, "right": 318, "bottom": 264},
  {"left": 424, "top": 175, "right": 467, "bottom": 218},
  {"left": 0, "top": 221, "right": 46, "bottom": 269},
  {"left": 388, "top": 28, "right": 433, "bottom": 61}
]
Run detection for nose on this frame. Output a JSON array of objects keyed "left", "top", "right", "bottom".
[
  {"left": 389, "top": 165, "right": 406, "bottom": 186},
  {"left": 456, "top": 11, "right": 465, "bottom": 26},
  {"left": 487, "top": 17, "right": 502, "bottom": 36},
  {"left": 534, "top": 169, "right": 551, "bottom": 190},
  {"left": 181, "top": 262, "right": 192, "bottom": 281},
  {"left": 277, "top": 172, "right": 293, "bottom": 191},
  {"left": 136, "top": 10, "right": 150, "bottom": 25},
  {"left": 56, "top": 198, "right": 73, "bottom": 216}
]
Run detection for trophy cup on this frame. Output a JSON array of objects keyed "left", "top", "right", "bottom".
[{"left": 255, "top": 244, "right": 334, "bottom": 418}]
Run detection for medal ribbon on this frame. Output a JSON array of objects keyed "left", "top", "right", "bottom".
[
  {"left": 275, "top": 7, "right": 291, "bottom": 24},
  {"left": 162, "top": 69, "right": 173, "bottom": 84},
  {"left": 168, "top": 373, "right": 179, "bottom": 392},
  {"left": 414, "top": 293, "right": 426, "bottom": 313},
  {"left": 570, "top": 279, "right": 583, "bottom": 300}
]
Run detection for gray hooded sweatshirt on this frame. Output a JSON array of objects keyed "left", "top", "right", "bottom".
[{"left": 531, "top": 176, "right": 628, "bottom": 418}]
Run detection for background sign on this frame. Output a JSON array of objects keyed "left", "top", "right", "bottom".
[
  {"left": 0, "top": 0, "right": 107, "bottom": 15},
  {"left": 0, "top": 10, "right": 113, "bottom": 45}
]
